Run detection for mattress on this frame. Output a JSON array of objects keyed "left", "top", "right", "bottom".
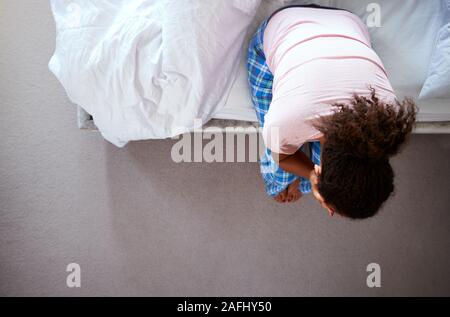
[{"left": 212, "top": 0, "right": 450, "bottom": 123}]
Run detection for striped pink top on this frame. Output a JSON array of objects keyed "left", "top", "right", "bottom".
[{"left": 262, "top": 8, "right": 396, "bottom": 154}]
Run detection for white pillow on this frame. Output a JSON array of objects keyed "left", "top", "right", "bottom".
[{"left": 419, "top": 0, "right": 450, "bottom": 99}]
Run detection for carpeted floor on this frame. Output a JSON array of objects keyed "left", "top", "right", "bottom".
[{"left": 1, "top": 0, "right": 449, "bottom": 296}]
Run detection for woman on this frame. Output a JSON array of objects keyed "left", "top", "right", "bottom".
[{"left": 247, "top": 4, "right": 416, "bottom": 219}]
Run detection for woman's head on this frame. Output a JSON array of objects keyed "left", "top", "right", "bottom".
[{"left": 314, "top": 89, "right": 417, "bottom": 219}]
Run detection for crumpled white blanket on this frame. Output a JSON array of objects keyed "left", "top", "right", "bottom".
[{"left": 49, "top": 0, "right": 261, "bottom": 147}]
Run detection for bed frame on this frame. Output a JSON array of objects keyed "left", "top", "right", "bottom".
[{"left": 77, "top": 106, "right": 450, "bottom": 135}]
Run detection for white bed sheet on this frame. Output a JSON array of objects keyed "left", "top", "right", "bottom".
[{"left": 213, "top": 0, "right": 450, "bottom": 123}]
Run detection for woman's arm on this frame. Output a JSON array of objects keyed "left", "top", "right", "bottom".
[
  {"left": 273, "top": 138, "right": 334, "bottom": 215},
  {"left": 273, "top": 150, "right": 314, "bottom": 179},
  {"left": 272, "top": 137, "right": 325, "bottom": 179}
]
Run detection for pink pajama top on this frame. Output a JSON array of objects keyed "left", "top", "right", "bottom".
[{"left": 262, "top": 7, "right": 397, "bottom": 154}]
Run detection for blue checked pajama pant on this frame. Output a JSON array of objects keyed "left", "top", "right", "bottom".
[{"left": 246, "top": 18, "right": 321, "bottom": 197}]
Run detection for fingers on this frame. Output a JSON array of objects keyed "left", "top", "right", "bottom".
[
  {"left": 310, "top": 169, "right": 333, "bottom": 216},
  {"left": 314, "top": 164, "right": 321, "bottom": 176},
  {"left": 311, "top": 178, "right": 323, "bottom": 203}
]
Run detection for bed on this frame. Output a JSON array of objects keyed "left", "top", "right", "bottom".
[{"left": 75, "top": 0, "right": 450, "bottom": 134}]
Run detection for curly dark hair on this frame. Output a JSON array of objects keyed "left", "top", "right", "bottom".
[{"left": 314, "top": 89, "right": 417, "bottom": 219}]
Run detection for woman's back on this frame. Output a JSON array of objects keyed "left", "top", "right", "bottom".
[{"left": 262, "top": 7, "right": 397, "bottom": 155}]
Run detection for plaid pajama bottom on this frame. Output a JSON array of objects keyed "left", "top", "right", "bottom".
[{"left": 247, "top": 18, "right": 321, "bottom": 197}]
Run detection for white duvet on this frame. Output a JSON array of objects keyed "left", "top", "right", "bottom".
[{"left": 49, "top": 0, "right": 261, "bottom": 147}]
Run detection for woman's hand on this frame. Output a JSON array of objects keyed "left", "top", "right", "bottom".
[{"left": 310, "top": 165, "right": 335, "bottom": 217}]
